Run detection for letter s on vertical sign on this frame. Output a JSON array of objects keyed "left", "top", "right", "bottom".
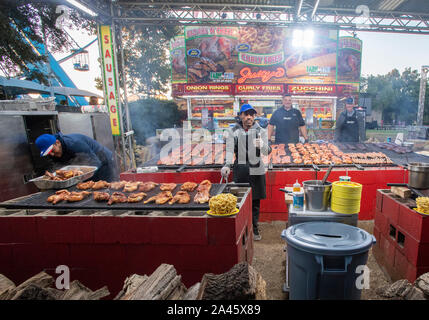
[
  {"left": 104, "top": 35, "right": 110, "bottom": 44},
  {"left": 355, "top": 5, "right": 370, "bottom": 30}
]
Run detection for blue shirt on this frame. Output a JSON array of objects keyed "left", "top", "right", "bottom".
[{"left": 54, "top": 132, "right": 113, "bottom": 168}]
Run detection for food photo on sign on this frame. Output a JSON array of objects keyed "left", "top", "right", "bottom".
[
  {"left": 170, "top": 35, "right": 187, "bottom": 84},
  {"left": 283, "top": 29, "right": 338, "bottom": 84},
  {"left": 337, "top": 37, "right": 363, "bottom": 83},
  {"left": 185, "top": 26, "right": 239, "bottom": 83}
]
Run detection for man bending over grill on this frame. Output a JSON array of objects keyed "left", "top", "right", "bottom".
[
  {"left": 35, "top": 132, "right": 118, "bottom": 182},
  {"left": 221, "top": 104, "right": 271, "bottom": 241}
]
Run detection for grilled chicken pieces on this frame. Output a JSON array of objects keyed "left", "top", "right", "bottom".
[
  {"left": 160, "top": 183, "right": 177, "bottom": 192},
  {"left": 66, "top": 191, "right": 92, "bottom": 202},
  {"left": 138, "top": 181, "right": 159, "bottom": 192},
  {"left": 44, "top": 170, "right": 83, "bottom": 181},
  {"left": 93, "top": 191, "right": 110, "bottom": 202},
  {"left": 194, "top": 180, "right": 212, "bottom": 204},
  {"left": 144, "top": 191, "right": 173, "bottom": 205},
  {"left": 127, "top": 192, "right": 147, "bottom": 203},
  {"left": 107, "top": 192, "right": 128, "bottom": 205},
  {"left": 123, "top": 181, "right": 141, "bottom": 193},
  {"left": 169, "top": 191, "right": 191, "bottom": 205},
  {"left": 77, "top": 180, "right": 95, "bottom": 190},
  {"left": 47, "top": 189, "right": 70, "bottom": 204},
  {"left": 180, "top": 182, "right": 198, "bottom": 192},
  {"left": 92, "top": 180, "right": 111, "bottom": 190},
  {"left": 110, "top": 181, "right": 127, "bottom": 190}
]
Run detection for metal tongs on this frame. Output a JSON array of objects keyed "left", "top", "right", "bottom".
[{"left": 220, "top": 174, "right": 230, "bottom": 193}]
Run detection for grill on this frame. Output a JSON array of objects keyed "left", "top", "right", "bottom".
[
  {"left": 141, "top": 142, "right": 423, "bottom": 171},
  {"left": 0, "top": 183, "right": 227, "bottom": 211}
]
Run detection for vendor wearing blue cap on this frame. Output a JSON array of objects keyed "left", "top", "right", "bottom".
[
  {"left": 335, "top": 97, "right": 360, "bottom": 142},
  {"left": 267, "top": 93, "right": 308, "bottom": 144},
  {"left": 221, "top": 104, "right": 271, "bottom": 241},
  {"left": 35, "top": 132, "right": 118, "bottom": 182}
]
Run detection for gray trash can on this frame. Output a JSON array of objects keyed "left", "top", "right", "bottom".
[{"left": 282, "top": 221, "right": 376, "bottom": 300}]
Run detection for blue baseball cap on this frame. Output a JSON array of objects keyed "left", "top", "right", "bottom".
[
  {"left": 35, "top": 134, "right": 57, "bottom": 156},
  {"left": 239, "top": 104, "right": 257, "bottom": 115},
  {"left": 346, "top": 97, "right": 354, "bottom": 104}
]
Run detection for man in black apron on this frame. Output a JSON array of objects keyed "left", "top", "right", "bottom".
[
  {"left": 335, "top": 98, "right": 360, "bottom": 142},
  {"left": 221, "top": 104, "right": 271, "bottom": 241},
  {"left": 267, "top": 93, "right": 308, "bottom": 144}
]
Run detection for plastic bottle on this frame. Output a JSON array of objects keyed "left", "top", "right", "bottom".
[{"left": 293, "top": 180, "right": 301, "bottom": 192}]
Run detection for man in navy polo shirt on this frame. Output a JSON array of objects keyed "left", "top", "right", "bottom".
[
  {"left": 267, "top": 93, "right": 308, "bottom": 144},
  {"left": 35, "top": 132, "right": 118, "bottom": 182}
]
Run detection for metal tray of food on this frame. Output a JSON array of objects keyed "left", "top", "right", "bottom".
[{"left": 29, "top": 165, "right": 98, "bottom": 190}]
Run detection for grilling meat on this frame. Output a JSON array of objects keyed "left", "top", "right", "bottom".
[
  {"left": 180, "top": 182, "right": 198, "bottom": 192},
  {"left": 108, "top": 192, "right": 128, "bottom": 205},
  {"left": 65, "top": 191, "right": 92, "bottom": 202},
  {"left": 92, "top": 180, "right": 111, "bottom": 190},
  {"left": 47, "top": 189, "right": 71, "bottom": 204},
  {"left": 56, "top": 169, "right": 83, "bottom": 180},
  {"left": 123, "top": 181, "right": 141, "bottom": 193},
  {"left": 160, "top": 183, "right": 177, "bottom": 192},
  {"left": 144, "top": 191, "right": 173, "bottom": 205},
  {"left": 93, "top": 191, "right": 110, "bottom": 202},
  {"left": 127, "top": 192, "right": 147, "bottom": 203},
  {"left": 44, "top": 169, "right": 82, "bottom": 181},
  {"left": 110, "top": 181, "right": 127, "bottom": 190},
  {"left": 169, "top": 191, "right": 191, "bottom": 205},
  {"left": 194, "top": 180, "right": 212, "bottom": 204},
  {"left": 138, "top": 181, "right": 159, "bottom": 192},
  {"left": 77, "top": 180, "right": 95, "bottom": 190}
]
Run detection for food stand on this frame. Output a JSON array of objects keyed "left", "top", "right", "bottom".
[{"left": 171, "top": 27, "right": 362, "bottom": 135}]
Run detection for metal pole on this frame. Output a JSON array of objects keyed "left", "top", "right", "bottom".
[
  {"left": 417, "top": 66, "right": 429, "bottom": 126},
  {"left": 118, "top": 24, "right": 136, "bottom": 169},
  {"left": 111, "top": 4, "right": 129, "bottom": 171}
]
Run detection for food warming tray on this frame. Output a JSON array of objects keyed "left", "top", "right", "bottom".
[{"left": 29, "top": 165, "right": 98, "bottom": 190}]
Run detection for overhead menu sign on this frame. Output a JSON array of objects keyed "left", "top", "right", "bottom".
[
  {"left": 98, "top": 25, "right": 121, "bottom": 136},
  {"left": 183, "top": 26, "right": 338, "bottom": 85}
]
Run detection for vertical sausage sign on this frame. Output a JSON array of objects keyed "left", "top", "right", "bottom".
[{"left": 98, "top": 25, "right": 121, "bottom": 136}]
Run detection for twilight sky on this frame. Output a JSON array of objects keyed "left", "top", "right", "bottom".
[{"left": 53, "top": 29, "right": 429, "bottom": 96}]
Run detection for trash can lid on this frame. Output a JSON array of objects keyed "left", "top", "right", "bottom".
[{"left": 285, "top": 222, "right": 376, "bottom": 255}]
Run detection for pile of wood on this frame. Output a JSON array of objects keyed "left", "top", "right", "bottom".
[
  {"left": 114, "top": 262, "right": 266, "bottom": 300},
  {"left": 0, "top": 272, "right": 109, "bottom": 300},
  {"left": 1, "top": 262, "right": 267, "bottom": 300}
]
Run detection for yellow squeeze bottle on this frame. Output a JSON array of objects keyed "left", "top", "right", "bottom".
[{"left": 293, "top": 180, "right": 301, "bottom": 192}]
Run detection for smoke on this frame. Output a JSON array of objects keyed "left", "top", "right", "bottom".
[{"left": 129, "top": 98, "right": 183, "bottom": 145}]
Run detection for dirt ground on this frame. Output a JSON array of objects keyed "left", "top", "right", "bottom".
[{"left": 252, "top": 220, "right": 392, "bottom": 300}]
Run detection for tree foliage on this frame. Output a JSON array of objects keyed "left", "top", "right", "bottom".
[
  {"left": 0, "top": 0, "right": 94, "bottom": 85},
  {"left": 119, "top": 26, "right": 180, "bottom": 97},
  {"left": 129, "top": 98, "right": 185, "bottom": 144},
  {"left": 361, "top": 68, "right": 429, "bottom": 125}
]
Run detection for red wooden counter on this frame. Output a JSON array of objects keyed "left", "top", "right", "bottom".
[
  {"left": 373, "top": 189, "right": 429, "bottom": 282},
  {"left": 0, "top": 187, "right": 253, "bottom": 298},
  {"left": 121, "top": 166, "right": 407, "bottom": 221}
]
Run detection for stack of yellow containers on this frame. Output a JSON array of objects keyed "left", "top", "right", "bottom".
[{"left": 331, "top": 181, "right": 363, "bottom": 214}]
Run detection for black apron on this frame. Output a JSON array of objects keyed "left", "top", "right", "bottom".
[
  {"left": 339, "top": 112, "right": 359, "bottom": 142},
  {"left": 232, "top": 131, "right": 267, "bottom": 200},
  {"left": 233, "top": 164, "right": 266, "bottom": 200}
]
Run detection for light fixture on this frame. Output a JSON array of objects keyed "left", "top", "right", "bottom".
[
  {"left": 292, "top": 29, "right": 314, "bottom": 48},
  {"left": 292, "top": 29, "right": 303, "bottom": 47},
  {"left": 303, "top": 29, "right": 314, "bottom": 47},
  {"left": 65, "top": 0, "right": 98, "bottom": 16}
]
